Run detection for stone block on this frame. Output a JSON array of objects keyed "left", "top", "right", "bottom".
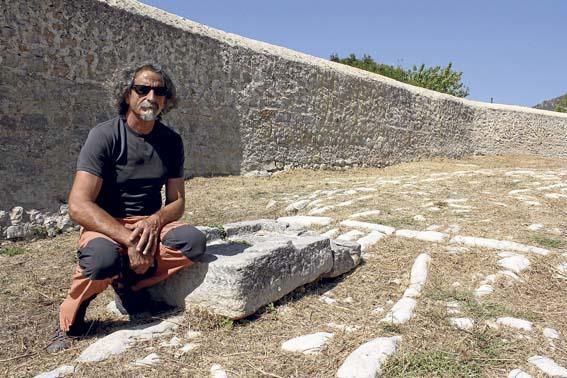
[
  {"left": 223, "top": 219, "right": 289, "bottom": 238},
  {"left": 323, "top": 239, "right": 361, "bottom": 278},
  {"left": 147, "top": 234, "right": 334, "bottom": 319}
]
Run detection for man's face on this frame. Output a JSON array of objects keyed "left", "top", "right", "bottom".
[{"left": 126, "top": 69, "right": 167, "bottom": 122}]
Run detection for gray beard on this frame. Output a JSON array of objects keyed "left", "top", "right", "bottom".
[{"left": 140, "top": 111, "right": 158, "bottom": 121}]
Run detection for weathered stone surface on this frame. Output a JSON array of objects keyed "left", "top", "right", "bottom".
[
  {"left": 277, "top": 216, "right": 333, "bottom": 228},
  {"left": 148, "top": 234, "right": 334, "bottom": 319},
  {"left": 77, "top": 316, "right": 181, "bottom": 363},
  {"left": 337, "top": 336, "right": 401, "bottom": 378},
  {"left": 281, "top": 332, "right": 334, "bottom": 354},
  {"left": 223, "top": 219, "right": 289, "bottom": 238},
  {"left": 33, "top": 365, "right": 75, "bottom": 378},
  {"left": 6, "top": 224, "right": 32, "bottom": 239},
  {"left": 196, "top": 226, "right": 225, "bottom": 243},
  {"left": 9, "top": 207, "right": 24, "bottom": 225},
  {"left": 323, "top": 239, "right": 361, "bottom": 278}
]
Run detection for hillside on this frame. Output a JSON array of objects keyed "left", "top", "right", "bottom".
[{"left": 534, "top": 92, "right": 567, "bottom": 111}]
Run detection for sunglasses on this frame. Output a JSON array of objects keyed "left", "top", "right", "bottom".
[{"left": 131, "top": 84, "right": 169, "bottom": 97}]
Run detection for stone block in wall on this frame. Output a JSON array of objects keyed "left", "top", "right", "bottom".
[{"left": 9, "top": 207, "right": 24, "bottom": 225}]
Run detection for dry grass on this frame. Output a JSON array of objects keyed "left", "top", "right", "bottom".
[{"left": 1, "top": 155, "right": 566, "bottom": 377}]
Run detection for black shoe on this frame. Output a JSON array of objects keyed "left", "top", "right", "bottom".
[
  {"left": 46, "top": 327, "right": 72, "bottom": 353},
  {"left": 46, "top": 295, "right": 96, "bottom": 353},
  {"left": 112, "top": 282, "right": 176, "bottom": 317}
]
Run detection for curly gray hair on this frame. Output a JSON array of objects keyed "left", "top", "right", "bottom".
[{"left": 111, "top": 62, "right": 178, "bottom": 118}]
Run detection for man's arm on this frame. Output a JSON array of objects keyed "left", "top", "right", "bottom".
[
  {"left": 127, "top": 177, "right": 186, "bottom": 256},
  {"left": 68, "top": 171, "right": 152, "bottom": 273}
]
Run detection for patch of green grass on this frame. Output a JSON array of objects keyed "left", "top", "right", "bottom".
[
  {"left": 219, "top": 318, "right": 234, "bottom": 329},
  {"left": 530, "top": 235, "right": 563, "bottom": 249},
  {"left": 427, "top": 289, "right": 536, "bottom": 321},
  {"left": 0, "top": 246, "right": 26, "bottom": 256},
  {"left": 381, "top": 350, "right": 484, "bottom": 377}
]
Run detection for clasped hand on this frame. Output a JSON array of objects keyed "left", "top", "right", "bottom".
[{"left": 124, "top": 215, "right": 162, "bottom": 274}]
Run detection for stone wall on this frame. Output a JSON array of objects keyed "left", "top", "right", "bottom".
[{"left": 2, "top": 0, "right": 567, "bottom": 219}]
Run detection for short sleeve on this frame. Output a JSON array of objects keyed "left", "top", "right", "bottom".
[
  {"left": 169, "top": 134, "right": 185, "bottom": 178},
  {"left": 76, "top": 126, "right": 111, "bottom": 178}
]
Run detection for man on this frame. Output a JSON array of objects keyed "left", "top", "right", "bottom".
[{"left": 47, "top": 63, "right": 206, "bottom": 353}]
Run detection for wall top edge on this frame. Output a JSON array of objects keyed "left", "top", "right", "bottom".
[{"left": 100, "top": 0, "right": 567, "bottom": 118}]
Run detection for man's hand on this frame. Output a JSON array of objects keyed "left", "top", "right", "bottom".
[
  {"left": 125, "top": 215, "right": 162, "bottom": 257},
  {"left": 127, "top": 242, "right": 154, "bottom": 274}
]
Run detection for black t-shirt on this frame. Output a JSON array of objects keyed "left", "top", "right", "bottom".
[{"left": 77, "top": 117, "right": 184, "bottom": 217}]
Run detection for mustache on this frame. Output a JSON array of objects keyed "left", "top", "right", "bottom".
[{"left": 140, "top": 100, "right": 158, "bottom": 109}]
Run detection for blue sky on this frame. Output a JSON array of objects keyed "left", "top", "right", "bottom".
[{"left": 140, "top": 0, "right": 566, "bottom": 107}]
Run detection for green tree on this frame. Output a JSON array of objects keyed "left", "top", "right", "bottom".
[
  {"left": 330, "top": 53, "right": 469, "bottom": 97},
  {"left": 554, "top": 95, "right": 567, "bottom": 112}
]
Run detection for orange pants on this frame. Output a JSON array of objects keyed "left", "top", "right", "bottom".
[{"left": 59, "top": 217, "right": 206, "bottom": 331}]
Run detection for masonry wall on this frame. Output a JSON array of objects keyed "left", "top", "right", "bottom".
[{"left": 1, "top": 0, "right": 566, "bottom": 215}]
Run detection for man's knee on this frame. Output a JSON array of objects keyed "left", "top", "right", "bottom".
[
  {"left": 162, "top": 224, "right": 207, "bottom": 259},
  {"left": 78, "top": 237, "right": 122, "bottom": 280}
]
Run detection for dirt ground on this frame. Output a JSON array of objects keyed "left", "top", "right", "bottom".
[{"left": 0, "top": 155, "right": 566, "bottom": 377}]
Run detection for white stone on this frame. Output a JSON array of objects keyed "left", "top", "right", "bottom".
[
  {"left": 336, "top": 336, "right": 401, "bottom": 378},
  {"left": 403, "top": 253, "right": 431, "bottom": 298},
  {"left": 496, "top": 317, "right": 533, "bottom": 332},
  {"left": 474, "top": 284, "right": 494, "bottom": 297},
  {"left": 450, "top": 235, "right": 549, "bottom": 256},
  {"left": 545, "top": 193, "right": 567, "bottom": 199},
  {"left": 285, "top": 199, "right": 310, "bottom": 212},
  {"left": 556, "top": 263, "right": 567, "bottom": 276},
  {"left": 543, "top": 328, "right": 560, "bottom": 339},
  {"left": 77, "top": 316, "right": 181, "bottom": 362},
  {"left": 527, "top": 223, "right": 544, "bottom": 231},
  {"left": 176, "top": 342, "right": 200, "bottom": 357},
  {"left": 34, "top": 365, "right": 76, "bottom": 378},
  {"left": 281, "top": 332, "right": 334, "bottom": 354},
  {"left": 449, "top": 317, "right": 474, "bottom": 330},
  {"left": 160, "top": 336, "right": 182, "bottom": 347},
  {"left": 355, "top": 187, "right": 377, "bottom": 192},
  {"left": 381, "top": 297, "right": 416, "bottom": 324},
  {"left": 210, "top": 363, "right": 228, "bottom": 378},
  {"left": 349, "top": 210, "right": 381, "bottom": 219},
  {"left": 308, "top": 206, "right": 334, "bottom": 215},
  {"left": 413, "top": 214, "right": 426, "bottom": 222},
  {"left": 277, "top": 216, "right": 333, "bottom": 227},
  {"left": 266, "top": 199, "right": 277, "bottom": 209},
  {"left": 498, "top": 255, "right": 530, "bottom": 274},
  {"left": 132, "top": 353, "right": 160, "bottom": 367},
  {"left": 528, "top": 356, "right": 567, "bottom": 377},
  {"left": 395, "top": 229, "right": 448, "bottom": 242},
  {"left": 508, "top": 368, "right": 532, "bottom": 378},
  {"left": 320, "top": 295, "right": 337, "bottom": 305},
  {"left": 357, "top": 231, "right": 386, "bottom": 252},
  {"left": 337, "top": 229, "right": 366, "bottom": 241},
  {"left": 340, "top": 219, "right": 395, "bottom": 235}
]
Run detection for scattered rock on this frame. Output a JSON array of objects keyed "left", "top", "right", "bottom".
[
  {"left": 357, "top": 231, "right": 387, "bottom": 252},
  {"left": 528, "top": 356, "right": 567, "bottom": 377},
  {"left": 34, "top": 365, "right": 76, "bottom": 378},
  {"left": 508, "top": 368, "right": 532, "bottom": 378},
  {"left": 496, "top": 317, "right": 533, "bottom": 332},
  {"left": 340, "top": 220, "right": 395, "bottom": 235},
  {"left": 543, "top": 327, "right": 560, "bottom": 340},
  {"left": 497, "top": 253, "right": 530, "bottom": 274},
  {"left": 336, "top": 336, "right": 401, "bottom": 378},
  {"left": 176, "top": 343, "right": 200, "bottom": 357},
  {"left": 285, "top": 200, "right": 310, "bottom": 213},
  {"left": 324, "top": 239, "right": 361, "bottom": 278},
  {"left": 266, "top": 199, "right": 277, "bottom": 209},
  {"left": 395, "top": 229, "right": 448, "bottom": 243},
  {"left": 449, "top": 317, "right": 474, "bottom": 331},
  {"left": 413, "top": 214, "right": 426, "bottom": 222},
  {"left": 326, "top": 322, "right": 360, "bottom": 333},
  {"left": 337, "top": 230, "right": 365, "bottom": 241},
  {"left": 131, "top": 353, "right": 160, "bottom": 367},
  {"left": 474, "top": 284, "right": 494, "bottom": 297},
  {"left": 77, "top": 316, "right": 181, "bottom": 362},
  {"left": 210, "top": 363, "right": 228, "bottom": 378},
  {"left": 349, "top": 210, "right": 381, "bottom": 219},
  {"left": 281, "top": 332, "right": 334, "bottom": 354},
  {"left": 527, "top": 223, "right": 544, "bottom": 231}
]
